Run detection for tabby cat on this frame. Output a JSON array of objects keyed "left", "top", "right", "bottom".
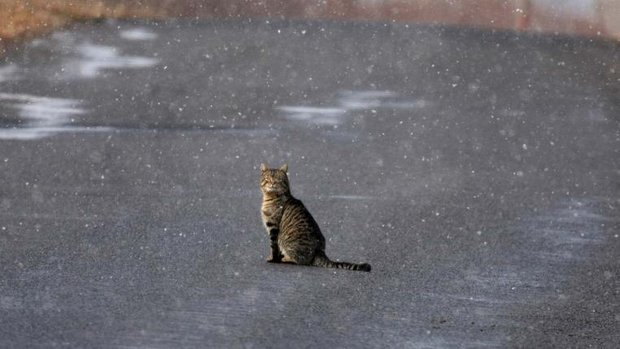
[{"left": 260, "top": 163, "right": 371, "bottom": 272}]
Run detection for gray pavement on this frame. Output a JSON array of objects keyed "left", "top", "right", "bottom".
[{"left": 1, "top": 19, "right": 619, "bottom": 348}]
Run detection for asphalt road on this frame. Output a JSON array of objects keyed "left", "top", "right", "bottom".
[{"left": 1, "top": 19, "right": 619, "bottom": 348}]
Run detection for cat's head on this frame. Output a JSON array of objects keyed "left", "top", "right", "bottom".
[{"left": 260, "top": 163, "right": 290, "bottom": 195}]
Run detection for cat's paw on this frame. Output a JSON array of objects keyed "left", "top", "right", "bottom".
[{"left": 266, "top": 256, "right": 282, "bottom": 263}]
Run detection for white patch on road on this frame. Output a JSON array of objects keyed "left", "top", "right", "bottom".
[
  {"left": 119, "top": 28, "right": 158, "bottom": 41},
  {"left": 276, "top": 106, "right": 346, "bottom": 125},
  {"left": 0, "top": 93, "right": 110, "bottom": 140},
  {"left": 278, "top": 90, "right": 430, "bottom": 126},
  {"left": 73, "top": 43, "right": 159, "bottom": 78},
  {"left": 338, "top": 90, "right": 395, "bottom": 110},
  {"left": 0, "top": 93, "right": 85, "bottom": 123}
]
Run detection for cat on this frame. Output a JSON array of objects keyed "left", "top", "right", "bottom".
[{"left": 260, "top": 163, "right": 371, "bottom": 272}]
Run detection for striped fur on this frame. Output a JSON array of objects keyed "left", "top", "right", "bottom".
[{"left": 260, "top": 163, "right": 371, "bottom": 272}]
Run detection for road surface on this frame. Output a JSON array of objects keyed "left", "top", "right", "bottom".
[{"left": 1, "top": 19, "right": 619, "bottom": 348}]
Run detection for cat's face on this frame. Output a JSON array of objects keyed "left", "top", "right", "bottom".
[{"left": 260, "top": 163, "right": 290, "bottom": 195}]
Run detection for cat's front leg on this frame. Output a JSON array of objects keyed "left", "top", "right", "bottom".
[{"left": 266, "top": 222, "right": 283, "bottom": 263}]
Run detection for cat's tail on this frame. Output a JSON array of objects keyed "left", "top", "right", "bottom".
[{"left": 312, "top": 251, "right": 371, "bottom": 272}]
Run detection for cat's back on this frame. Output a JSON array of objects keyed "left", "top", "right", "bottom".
[
  {"left": 281, "top": 197, "right": 324, "bottom": 239},
  {"left": 281, "top": 197, "right": 315, "bottom": 226}
]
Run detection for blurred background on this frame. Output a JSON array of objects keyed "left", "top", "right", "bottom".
[{"left": 2, "top": 0, "right": 620, "bottom": 51}]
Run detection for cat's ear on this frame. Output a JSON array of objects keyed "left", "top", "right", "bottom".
[
  {"left": 260, "top": 163, "right": 268, "bottom": 172},
  {"left": 279, "top": 164, "right": 288, "bottom": 173}
]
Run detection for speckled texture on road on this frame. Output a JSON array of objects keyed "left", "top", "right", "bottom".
[{"left": 1, "top": 19, "right": 619, "bottom": 348}]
